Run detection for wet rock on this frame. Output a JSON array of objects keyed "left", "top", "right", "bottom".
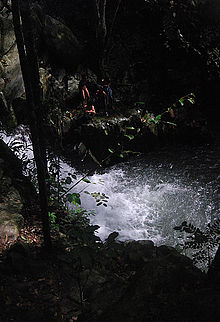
[
  {"left": 0, "top": 62, "right": 4, "bottom": 77},
  {"left": 104, "top": 231, "right": 119, "bottom": 246},
  {"left": 0, "top": 78, "right": 5, "bottom": 91},
  {"left": 0, "top": 210, "right": 23, "bottom": 242},
  {"left": 0, "top": 8, "right": 24, "bottom": 126},
  {"left": 1, "top": 187, "right": 23, "bottom": 213},
  {"left": 125, "top": 240, "right": 156, "bottom": 264},
  {"left": 95, "top": 244, "right": 205, "bottom": 322},
  {"left": 0, "top": 218, "right": 19, "bottom": 242},
  {"left": 0, "top": 159, "right": 25, "bottom": 244},
  {"left": 0, "top": 11, "right": 16, "bottom": 54}
]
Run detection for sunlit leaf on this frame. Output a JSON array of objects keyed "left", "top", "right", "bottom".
[
  {"left": 124, "top": 134, "right": 134, "bottom": 140},
  {"left": 166, "top": 121, "right": 177, "bottom": 126},
  {"left": 82, "top": 178, "right": 91, "bottom": 183},
  {"left": 179, "top": 98, "right": 184, "bottom": 106},
  {"left": 125, "top": 126, "right": 135, "bottom": 130},
  {"left": 155, "top": 114, "right": 161, "bottom": 121}
]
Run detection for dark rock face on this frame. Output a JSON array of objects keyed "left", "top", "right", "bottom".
[
  {"left": 0, "top": 7, "right": 24, "bottom": 126},
  {"left": 0, "top": 139, "right": 37, "bottom": 244},
  {"left": 42, "top": 15, "right": 82, "bottom": 69},
  {"left": 75, "top": 241, "right": 207, "bottom": 322},
  {"left": 61, "top": 105, "right": 213, "bottom": 170},
  {"left": 0, "top": 164, "right": 24, "bottom": 243}
]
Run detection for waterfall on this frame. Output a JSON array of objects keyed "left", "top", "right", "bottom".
[{"left": 1, "top": 127, "right": 219, "bottom": 250}]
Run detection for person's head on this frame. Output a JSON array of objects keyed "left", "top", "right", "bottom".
[{"left": 102, "top": 78, "right": 110, "bottom": 86}]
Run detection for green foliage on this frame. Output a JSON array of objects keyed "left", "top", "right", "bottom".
[
  {"left": 82, "top": 178, "right": 91, "bottom": 183},
  {"left": 60, "top": 203, "right": 100, "bottom": 249},
  {"left": 124, "top": 134, "right": 135, "bottom": 140},
  {"left": 105, "top": 124, "right": 141, "bottom": 163},
  {"left": 67, "top": 192, "right": 81, "bottom": 205},
  {"left": 142, "top": 93, "right": 195, "bottom": 128},
  {"left": 84, "top": 191, "right": 109, "bottom": 207},
  {"left": 48, "top": 211, "right": 59, "bottom": 231},
  {"left": 174, "top": 219, "right": 220, "bottom": 267}
]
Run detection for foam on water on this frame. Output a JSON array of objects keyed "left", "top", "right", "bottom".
[
  {"left": 1, "top": 128, "right": 219, "bottom": 248},
  {"left": 75, "top": 161, "right": 216, "bottom": 246}
]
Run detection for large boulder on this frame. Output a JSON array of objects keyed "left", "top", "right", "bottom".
[
  {"left": 42, "top": 15, "right": 82, "bottom": 69},
  {"left": 0, "top": 210, "right": 23, "bottom": 243},
  {"left": 0, "top": 153, "right": 24, "bottom": 244},
  {"left": 0, "top": 184, "right": 24, "bottom": 244},
  {"left": 0, "top": 7, "right": 24, "bottom": 126},
  {"left": 86, "top": 242, "right": 206, "bottom": 322},
  {"left": 0, "top": 2, "right": 82, "bottom": 128}
]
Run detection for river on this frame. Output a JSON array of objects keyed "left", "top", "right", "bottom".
[
  {"left": 73, "top": 143, "right": 220, "bottom": 248},
  {"left": 1, "top": 127, "right": 220, "bottom": 254}
]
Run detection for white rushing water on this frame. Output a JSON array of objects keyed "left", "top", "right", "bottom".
[
  {"left": 1, "top": 127, "right": 219, "bottom": 249},
  {"left": 73, "top": 159, "right": 217, "bottom": 247}
]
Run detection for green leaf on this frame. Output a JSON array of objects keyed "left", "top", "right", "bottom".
[
  {"left": 108, "top": 148, "right": 114, "bottom": 153},
  {"left": 119, "top": 154, "right": 124, "bottom": 158},
  {"left": 65, "top": 177, "right": 72, "bottom": 184},
  {"left": 147, "top": 118, "right": 154, "bottom": 124},
  {"left": 125, "top": 126, "right": 135, "bottom": 130},
  {"left": 179, "top": 98, "right": 184, "bottom": 106},
  {"left": 165, "top": 121, "right": 177, "bottom": 126},
  {"left": 104, "top": 129, "right": 108, "bottom": 135},
  {"left": 155, "top": 114, "right": 161, "bottom": 121},
  {"left": 69, "top": 193, "right": 81, "bottom": 205},
  {"left": 188, "top": 98, "right": 195, "bottom": 104},
  {"left": 67, "top": 194, "right": 73, "bottom": 203},
  {"left": 124, "top": 134, "right": 134, "bottom": 140},
  {"left": 68, "top": 172, "right": 77, "bottom": 179},
  {"left": 82, "top": 178, "right": 91, "bottom": 183}
]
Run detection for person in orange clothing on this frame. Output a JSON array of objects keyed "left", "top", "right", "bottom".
[{"left": 79, "top": 75, "right": 90, "bottom": 108}]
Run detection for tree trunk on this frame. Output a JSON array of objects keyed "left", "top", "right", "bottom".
[
  {"left": 95, "top": 0, "right": 107, "bottom": 76},
  {"left": 11, "top": 0, "right": 51, "bottom": 248},
  {"left": 94, "top": 0, "right": 122, "bottom": 77}
]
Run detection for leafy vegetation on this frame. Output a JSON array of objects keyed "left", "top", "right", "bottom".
[
  {"left": 174, "top": 219, "right": 220, "bottom": 268},
  {"left": 142, "top": 93, "right": 195, "bottom": 126}
]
